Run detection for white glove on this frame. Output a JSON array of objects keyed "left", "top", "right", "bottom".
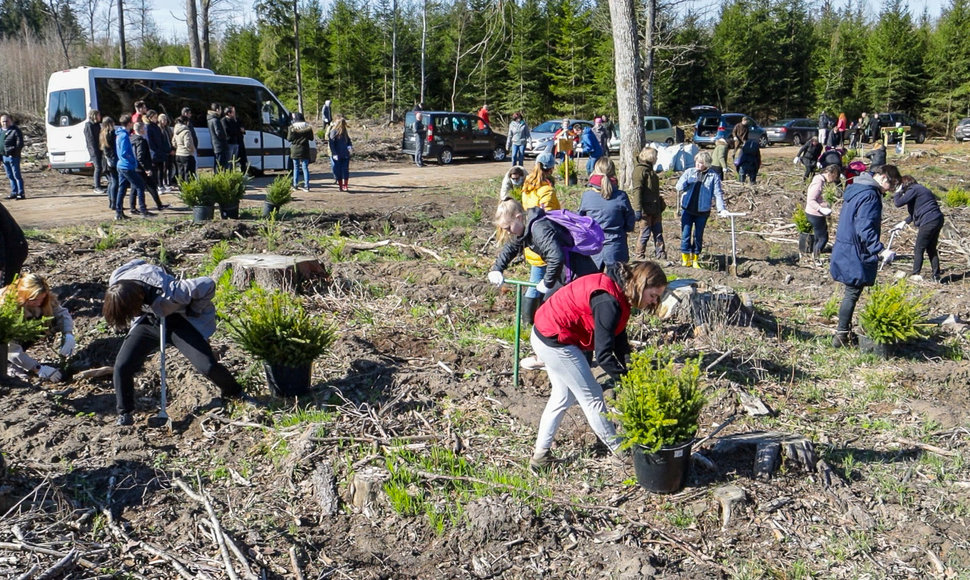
[
  {"left": 793, "top": 157, "right": 800, "bottom": 165},
  {"left": 487, "top": 271, "right": 504, "bottom": 286},
  {"left": 718, "top": 210, "right": 730, "bottom": 218},
  {"left": 59, "top": 334, "right": 76, "bottom": 357},
  {"left": 891, "top": 221, "right": 906, "bottom": 233},
  {"left": 879, "top": 249, "right": 896, "bottom": 264},
  {"left": 38, "top": 365, "right": 62, "bottom": 383},
  {"left": 819, "top": 207, "right": 832, "bottom": 216},
  {"left": 332, "top": 155, "right": 339, "bottom": 161},
  {"left": 535, "top": 280, "right": 550, "bottom": 294}
]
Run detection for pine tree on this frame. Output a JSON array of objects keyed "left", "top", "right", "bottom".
[
  {"left": 813, "top": 5, "right": 868, "bottom": 117},
  {"left": 922, "top": 0, "right": 970, "bottom": 134},
  {"left": 499, "top": 0, "right": 549, "bottom": 120},
  {"left": 546, "top": 0, "right": 595, "bottom": 118},
  {"left": 862, "top": 0, "right": 924, "bottom": 113}
]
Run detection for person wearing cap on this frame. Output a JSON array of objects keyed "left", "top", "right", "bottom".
[{"left": 592, "top": 117, "right": 610, "bottom": 156}]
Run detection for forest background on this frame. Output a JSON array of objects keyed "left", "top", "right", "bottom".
[{"left": 1, "top": 0, "right": 969, "bottom": 137}]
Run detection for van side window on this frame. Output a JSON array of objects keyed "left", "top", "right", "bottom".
[
  {"left": 656, "top": 119, "right": 670, "bottom": 129},
  {"left": 454, "top": 116, "right": 470, "bottom": 134},
  {"left": 472, "top": 117, "right": 490, "bottom": 136},
  {"left": 435, "top": 116, "right": 452, "bottom": 135},
  {"left": 644, "top": 119, "right": 655, "bottom": 132}
]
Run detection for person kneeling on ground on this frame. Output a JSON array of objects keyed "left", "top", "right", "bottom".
[
  {"left": 103, "top": 259, "right": 247, "bottom": 426},
  {"left": 529, "top": 261, "right": 668, "bottom": 472},
  {"left": 2, "top": 274, "right": 75, "bottom": 382}
]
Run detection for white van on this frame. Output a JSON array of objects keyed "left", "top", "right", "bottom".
[{"left": 45, "top": 66, "right": 313, "bottom": 173}]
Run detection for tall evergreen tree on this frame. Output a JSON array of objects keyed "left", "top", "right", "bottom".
[
  {"left": 498, "top": 0, "right": 548, "bottom": 120},
  {"left": 923, "top": 0, "right": 970, "bottom": 133},
  {"left": 862, "top": 0, "right": 924, "bottom": 113},
  {"left": 547, "top": 0, "right": 595, "bottom": 118},
  {"left": 813, "top": 5, "right": 868, "bottom": 117}
]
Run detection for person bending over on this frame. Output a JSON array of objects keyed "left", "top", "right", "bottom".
[{"left": 2, "top": 274, "right": 75, "bottom": 382}]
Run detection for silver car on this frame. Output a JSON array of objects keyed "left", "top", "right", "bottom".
[
  {"left": 525, "top": 119, "right": 593, "bottom": 157},
  {"left": 955, "top": 118, "right": 970, "bottom": 142}
]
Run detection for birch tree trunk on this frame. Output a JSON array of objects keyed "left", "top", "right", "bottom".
[
  {"left": 187, "top": 0, "right": 201, "bottom": 67},
  {"left": 117, "top": 0, "right": 126, "bottom": 68},
  {"left": 420, "top": 0, "right": 427, "bottom": 106},
  {"left": 607, "top": 0, "right": 643, "bottom": 189},
  {"left": 391, "top": 0, "right": 398, "bottom": 121}
]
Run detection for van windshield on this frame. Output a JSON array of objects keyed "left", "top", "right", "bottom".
[{"left": 47, "top": 89, "right": 86, "bottom": 127}]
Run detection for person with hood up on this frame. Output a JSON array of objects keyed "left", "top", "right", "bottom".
[
  {"left": 2, "top": 274, "right": 75, "bottom": 383},
  {"left": 103, "top": 259, "right": 249, "bottom": 426},
  {"left": 892, "top": 175, "right": 945, "bottom": 282},
  {"left": 499, "top": 165, "right": 525, "bottom": 201},
  {"left": 527, "top": 261, "right": 668, "bottom": 473},
  {"left": 676, "top": 152, "right": 727, "bottom": 268},
  {"left": 580, "top": 125, "right": 603, "bottom": 176},
  {"left": 795, "top": 136, "right": 823, "bottom": 181},
  {"left": 505, "top": 112, "right": 530, "bottom": 167},
  {"left": 829, "top": 165, "right": 901, "bottom": 347},
  {"left": 173, "top": 115, "right": 197, "bottom": 182},
  {"left": 579, "top": 157, "right": 635, "bottom": 269},
  {"left": 207, "top": 103, "right": 229, "bottom": 171},
  {"left": 287, "top": 112, "right": 315, "bottom": 191},
  {"left": 736, "top": 137, "right": 762, "bottom": 184},
  {"left": 631, "top": 146, "right": 666, "bottom": 260}
]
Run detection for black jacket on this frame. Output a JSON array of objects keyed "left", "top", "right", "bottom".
[
  {"left": 101, "top": 134, "right": 118, "bottom": 172},
  {"left": 83, "top": 121, "right": 101, "bottom": 158},
  {"left": 1, "top": 125, "right": 24, "bottom": 157},
  {"left": 207, "top": 111, "right": 228, "bottom": 153},
  {"left": 0, "top": 202, "right": 27, "bottom": 285},
  {"left": 223, "top": 116, "right": 243, "bottom": 145},
  {"left": 894, "top": 183, "right": 944, "bottom": 227},
  {"left": 865, "top": 148, "right": 886, "bottom": 170},
  {"left": 145, "top": 122, "right": 169, "bottom": 163},
  {"left": 131, "top": 134, "right": 152, "bottom": 172},
  {"left": 819, "top": 149, "right": 842, "bottom": 169},
  {"left": 797, "top": 141, "right": 822, "bottom": 162},
  {"left": 492, "top": 208, "right": 598, "bottom": 291}
]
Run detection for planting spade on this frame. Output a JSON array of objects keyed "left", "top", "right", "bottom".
[{"left": 147, "top": 316, "right": 172, "bottom": 434}]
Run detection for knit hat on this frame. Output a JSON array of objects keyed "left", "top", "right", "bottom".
[
  {"left": 594, "top": 117, "right": 603, "bottom": 123},
  {"left": 536, "top": 151, "right": 555, "bottom": 170}
]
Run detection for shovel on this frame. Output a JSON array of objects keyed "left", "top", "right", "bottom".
[
  {"left": 878, "top": 229, "right": 899, "bottom": 272},
  {"left": 147, "top": 316, "right": 172, "bottom": 433}
]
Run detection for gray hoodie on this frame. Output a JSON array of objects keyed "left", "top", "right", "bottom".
[{"left": 109, "top": 259, "right": 217, "bottom": 338}]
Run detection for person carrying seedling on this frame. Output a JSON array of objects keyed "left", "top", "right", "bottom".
[
  {"left": 2, "top": 274, "right": 74, "bottom": 383},
  {"left": 527, "top": 261, "right": 668, "bottom": 472},
  {"left": 103, "top": 259, "right": 249, "bottom": 426}
]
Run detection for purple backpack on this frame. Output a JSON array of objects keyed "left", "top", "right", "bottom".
[{"left": 542, "top": 209, "right": 605, "bottom": 256}]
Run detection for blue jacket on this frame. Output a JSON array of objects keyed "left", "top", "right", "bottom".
[
  {"left": 830, "top": 173, "right": 884, "bottom": 287},
  {"left": 580, "top": 127, "right": 602, "bottom": 158},
  {"left": 115, "top": 126, "right": 137, "bottom": 171},
  {"left": 676, "top": 168, "right": 725, "bottom": 213},
  {"left": 578, "top": 186, "right": 636, "bottom": 267}
]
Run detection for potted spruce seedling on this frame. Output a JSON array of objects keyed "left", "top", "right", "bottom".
[
  {"left": 263, "top": 173, "right": 293, "bottom": 218},
  {"left": 178, "top": 174, "right": 217, "bottom": 222},
  {"left": 226, "top": 288, "right": 336, "bottom": 397},
  {"left": 555, "top": 157, "right": 577, "bottom": 186},
  {"left": 610, "top": 348, "right": 705, "bottom": 493},
  {"left": 858, "top": 280, "right": 930, "bottom": 358},
  {"left": 0, "top": 289, "right": 51, "bottom": 379},
  {"left": 792, "top": 207, "right": 815, "bottom": 255},
  {"left": 213, "top": 167, "right": 249, "bottom": 219}
]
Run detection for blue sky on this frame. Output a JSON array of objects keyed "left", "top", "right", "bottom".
[{"left": 150, "top": 0, "right": 950, "bottom": 42}]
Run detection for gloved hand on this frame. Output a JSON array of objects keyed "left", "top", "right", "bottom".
[
  {"left": 38, "top": 365, "right": 62, "bottom": 383},
  {"left": 59, "top": 334, "right": 76, "bottom": 357},
  {"left": 635, "top": 211, "right": 642, "bottom": 221},
  {"left": 891, "top": 220, "right": 907, "bottom": 233},
  {"left": 718, "top": 210, "right": 730, "bottom": 218},
  {"left": 879, "top": 249, "right": 896, "bottom": 264},
  {"left": 487, "top": 271, "right": 504, "bottom": 286},
  {"left": 332, "top": 155, "right": 339, "bottom": 161},
  {"left": 535, "top": 280, "right": 550, "bottom": 295},
  {"left": 793, "top": 157, "right": 800, "bottom": 165}
]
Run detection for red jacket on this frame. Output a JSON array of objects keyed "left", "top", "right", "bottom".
[
  {"left": 478, "top": 107, "right": 490, "bottom": 129},
  {"left": 534, "top": 273, "right": 630, "bottom": 351}
]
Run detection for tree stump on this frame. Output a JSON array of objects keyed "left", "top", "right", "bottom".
[
  {"left": 311, "top": 462, "right": 339, "bottom": 517},
  {"left": 211, "top": 254, "right": 330, "bottom": 293},
  {"left": 348, "top": 467, "right": 388, "bottom": 509}
]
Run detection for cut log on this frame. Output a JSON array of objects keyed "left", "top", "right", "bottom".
[
  {"left": 312, "top": 462, "right": 339, "bottom": 516},
  {"left": 713, "top": 485, "right": 746, "bottom": 529},
  {"left": 211, "top": 254, "right": 330, "bottom": 293},
  {"left": 713, "top": 431, "right": 819, "bottom": 477},
  {"left": 348, "top": 467, "right": 388, "bottom": 509}
]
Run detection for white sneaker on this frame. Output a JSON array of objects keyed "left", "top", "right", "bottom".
[
  {"left": 909, "top": 274, "right": 924, "bottom": 282},
  {"left": 520, "top": 356, "right": 546, "bottom": 370}
]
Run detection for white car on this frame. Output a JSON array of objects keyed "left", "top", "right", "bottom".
[{"left": 607, "top": 116, "right": 677, "bottom": 153}]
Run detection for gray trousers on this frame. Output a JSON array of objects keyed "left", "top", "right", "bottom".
[{"left": 530, "top": 329, "right": 620, "bottom": 454}]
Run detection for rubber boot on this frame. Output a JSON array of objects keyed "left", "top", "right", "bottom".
[
  {"left": 343, "top": 179, "right": 349, "bottom": 192},
  {"left": 681, "top": 253, "right": 691, "bottom": 267},
  {"left": 832, "top": 331, "right": 853, "bottom": 348},
  {"left": 521, "top": 296, "right": 540, "bottom": 326},
  {"left": 692, "top": 253, "right": 701, "bottom": 269},
  {"left": 635, "top": 243, "right": 646, "bottom": 261}
]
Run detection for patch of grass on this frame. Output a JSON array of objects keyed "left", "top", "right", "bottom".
[
  {"left": 478, "top": 323, "right": 516, "bottom": 343},
  {"left": 94, "top": 228, "right": 121, "bottom": 251},
  {"left": 820, "top": 293, "right": 840, "bottom": 319},
  {"left": 275, "top": 406, "right": 336, "bottom": 428}
]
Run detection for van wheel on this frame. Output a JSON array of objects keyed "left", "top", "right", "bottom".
[
  {"left": 491, "top": 146, "right": 507, "bottom": 162},
  {"left": 758, "top": 134, "right": 769, "bottom": 148},
  {"left": 916, "top": 132, "right": 926, "bottom": 144},
  {"left": 438, "top": 147, "right": 454, "bottom": 165}
]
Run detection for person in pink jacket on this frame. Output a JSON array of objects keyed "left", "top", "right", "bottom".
[
  {"left": 804, "top": 164, "right": 840, "bottom": 264},
  {"left": 836, "top": 113, "right": 848, "bottom": 147}
]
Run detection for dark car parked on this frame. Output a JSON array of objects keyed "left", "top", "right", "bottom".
[
  {"left": 401, "top": 110, "right": 506, "bottom": 164},
  {"left": 876, "top": 112, "right": 927, "bottom": 144},
  {"left": 955, "top": 118, "right": 970, "bottom": 142},
  {"left": 691, "top": 106, "right": 767, "bottom": 148},
  {"left": 765, "top": 118, "right": 818, "bottom": 146}
]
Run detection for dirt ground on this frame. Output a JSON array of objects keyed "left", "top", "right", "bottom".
[{"left": 1, "top": 125, "right": 970, "bottom": 579}]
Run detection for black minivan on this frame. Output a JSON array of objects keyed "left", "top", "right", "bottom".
[{"left": 401, "top": 110, "right": 507, "bottom": 164}]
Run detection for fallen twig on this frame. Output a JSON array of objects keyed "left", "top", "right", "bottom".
[
  {"left": 0, "top": 543, "right": 97, "bottom": 570},
  {"left": 174, "top": 478, "right": 257, "bottom": 580}
]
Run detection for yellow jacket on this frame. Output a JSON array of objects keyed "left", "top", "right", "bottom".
[{"left": 521, "top": 180, "right": 560, "bottom": 266}]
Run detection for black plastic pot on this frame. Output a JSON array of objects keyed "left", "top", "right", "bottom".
[
  {"left": 798, "top": 232, "right": 815, "bottom": 254},
  {"left": 632, "top": 440, "right": 693, "bottom": 493},
  {"left": 219, "top": 203, "right": 240, "bottom": 219},
  {"left": 262, "top": 201, "right": 278, "bottom": 218},
  {"left": 263, "top": 362, "right": 312, "bottom": 397},
  {"left": 192, "top": 205, "right": 215, "bottom": 223},
  {"left": 858, "top": 335, "right": 895, "bottom": 358}
]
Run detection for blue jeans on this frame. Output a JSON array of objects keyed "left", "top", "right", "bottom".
[
  {"left": 510, "top": 144, "right": 525, "bottom": 167},
  {"left": 2, "top": 156, "right": 24, "bottom": 197},
  {"left": 292, "top": 158, "right": 309, "bottom": 187},
  {"left": 332, "top": 157, "right": 350, "bottom": 181},
  {"left": 106, "top": 169, "right": 118, "bottom": 209},
  {"left": 586, "top": 155, "right": 600, "bottom": 176},
  {"left": 680, "top": 212, "right": 709, "bottom": 254},
  {"left": 117, "top": 168, "right": 146, "bottom": 213},
  {"left": 525, "top": 265, "right": 546, "bottom": 299}
]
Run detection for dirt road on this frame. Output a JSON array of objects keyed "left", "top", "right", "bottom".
[{"left": 3, "top": 157, "right": 514, "bottom": 229}]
